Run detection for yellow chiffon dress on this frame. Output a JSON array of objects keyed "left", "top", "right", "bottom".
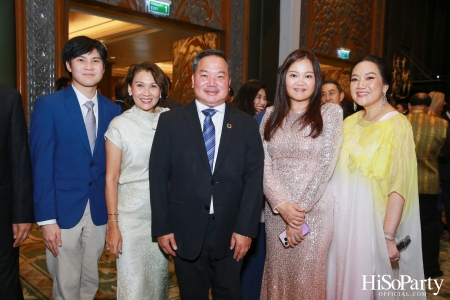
[{"left": 327, "top": 111, "right": 425, "bottom": 300}]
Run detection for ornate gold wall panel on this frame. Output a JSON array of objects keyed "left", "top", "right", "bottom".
[
  {"left": 172, "top": 32, "right": 218, "bottom": 104},
  {"left": 308, "top": 0, "right": 385, "bottom": 61},
  {"left": 322, "top": 68, "right": 351, "bottom": 98}
]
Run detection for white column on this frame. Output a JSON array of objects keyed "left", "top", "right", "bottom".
[{"left": 279, "top": 0, "right": 301, "bottom": 66}]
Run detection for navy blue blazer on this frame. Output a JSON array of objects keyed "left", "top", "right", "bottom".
[{"left": 30, "top": 85, "right": 121, "bottom": 229}]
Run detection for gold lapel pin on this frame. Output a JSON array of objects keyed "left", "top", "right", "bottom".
[{"left": 227, "top": 123, "right": 232, "bottom": 129}]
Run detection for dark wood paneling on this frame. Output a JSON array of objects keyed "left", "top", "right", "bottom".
[{"left": 15, "top": 0, "right": 27, "bottom": 116}]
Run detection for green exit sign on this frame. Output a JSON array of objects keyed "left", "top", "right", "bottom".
[{"left": 148, "top": 0, "right": 170, "bottom": 16}]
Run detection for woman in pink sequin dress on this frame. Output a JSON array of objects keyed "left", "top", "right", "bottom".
[{"left": 259, "top": 49, "right": 343, "bottom": 299}]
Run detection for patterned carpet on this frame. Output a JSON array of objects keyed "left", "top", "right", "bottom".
[
  {"left": 19, "top": 225, "right": 450, "bottom": 299},
  {"left": 19, "top": 225, "right": 180, "bottom": 300}
]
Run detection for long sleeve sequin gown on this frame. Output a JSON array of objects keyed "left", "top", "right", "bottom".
[
  {"left": 260, "top": 104, "right": 343, "bottom": 300},
  {"left": 104, "top": 106, "right": 169, "bottom": 300}
]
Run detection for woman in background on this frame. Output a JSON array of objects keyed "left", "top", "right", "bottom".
[
  {"left": 105, "top": 62, "right": 170, "bottom": 299},
  {"left": 235, "top": 79, "right": 268, "bottom": 300},
  {"left": 428, "top": 91, "right": 446, "bottom": 117},
  {"left": 395, "top": 101, "right": 409, "bottom": 115},
  {"left": 260, "top": 49, "right": 343, "bottom": 299},
  {"left": 233, "top": 79, "right": 267, "bottom": 116},
  {"left": 327, "top": 55, "right": 425, "bottom": 299}
]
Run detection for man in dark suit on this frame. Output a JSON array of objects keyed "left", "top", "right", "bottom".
[
  {"left": 150, "top": 49, "right": 264, "bottom": 299},
  {"left": 0, "top": 83, "right": 34, "bottom": 300},
  {"left": 439, "top": 99, "right": 450, "bottom": 234},
  {"left": 30, "top": 36, "right": 121, "bottom": 299}
]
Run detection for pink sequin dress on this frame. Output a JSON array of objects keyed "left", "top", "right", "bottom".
[{"left": 259, "top": 103, "right": 343, "bottom": 300}]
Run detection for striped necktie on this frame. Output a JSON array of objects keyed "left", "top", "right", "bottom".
[{"left": 202, "top": 108, "right": 217, "bottom": 172}]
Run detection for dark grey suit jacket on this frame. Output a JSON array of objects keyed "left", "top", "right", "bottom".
[{"left": 0, "top": 83, "right": 33, "bottom": 299}]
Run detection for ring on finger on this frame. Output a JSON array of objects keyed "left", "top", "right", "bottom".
[
  {"left": 295, "top": 237, "right": 300, "bottom": 242},
  {"left": 394, "top": 258, "right": 399, "bottom": 262}
]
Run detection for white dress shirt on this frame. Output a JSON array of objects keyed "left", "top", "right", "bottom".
[
  {"left": 195, "top": 100, "right": 226, "bottom": 214},
  {"left": 38, "top": 85, "right": 99, "bottom": 226}
]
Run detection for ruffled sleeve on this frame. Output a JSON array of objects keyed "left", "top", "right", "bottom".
[{"left": 385, "top": 116, "right": 417, "bottom": 204}]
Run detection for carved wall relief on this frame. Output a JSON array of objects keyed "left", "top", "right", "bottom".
[
  {"left": 172, "top": 32, "right": 218, "bottom": 104},
  {"left": 322, "top": 68, "right": 351, "bottom": 98},
  {"left": 309, "top": 0, "right": 384, "bottom": 61}
]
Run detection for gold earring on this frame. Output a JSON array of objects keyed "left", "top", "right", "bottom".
[{"left": 381, "top": 92, "right": 387, "bottom": 109}]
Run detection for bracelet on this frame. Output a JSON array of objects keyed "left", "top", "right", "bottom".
[
  {"left": 384, "top": 231, "right": 396, "bottom": 237},
  {"left": 108, "top": 213, "right": 119, "bottom": 215},
  {"left": 385, "top": 236, "right": 395, "bottom": 242},
  {"left": 107, "top": 220, "right": 119, "bottom": 223}
]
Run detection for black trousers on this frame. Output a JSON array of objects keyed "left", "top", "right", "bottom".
[
  {"left": 0, "top": 197, "right": 24, "bottom": 300},
  {"left": 419, "top": 194, "right": 441, "bottom": 278},
  {"left": 440, "top": 180, "right": 450, "bottom": 228},
  {"left": 174, "top": 215, "right": 243, "bottom": 300}
]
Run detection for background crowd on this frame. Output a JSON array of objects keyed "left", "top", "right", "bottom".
[{"left": 1, "top": 34, "right": 447, "bottom": 300}]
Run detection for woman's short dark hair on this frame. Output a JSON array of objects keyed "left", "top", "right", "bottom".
[
  {"left": 264, "top": 49, "right": 323, "bottom": 141},
  {"left": 62, "top": 36, "right": 108, "bottom": 72},
  {"left": 234, "top": 79, "right": 266, "bottom": 116},
  {"left": 124, "top": 62, "right": 170, "bottom": 107},
  {"left": 350, "top": 55, "right": 392, "bottom": 87}
]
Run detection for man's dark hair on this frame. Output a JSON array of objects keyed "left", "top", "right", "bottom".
[
  {"left": 62, "top": 36, "right": 108, "bottom": 73},
  {"left": 192, "top": 49, "right": 231, "bottom": 75},
  {"left": 55, "top": 77, "right": 71, "bottom": 91},
  {"left": 322, "top": 80, "right": 343, "bottom": 94},
  {"left": 409, "top": 92, "right": 432, "bottom": 107}
]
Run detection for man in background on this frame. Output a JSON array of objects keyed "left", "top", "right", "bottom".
[
  {"left": 159, "top": 74, "right": 182, "bottom": 109},
  {"left": 55, "top": 77, "right": 71, "bottom": 91},
  {"left": 407, "top": 92, "right": 448, "bottom": 278},
  {"left": 0, "top": 83, "right": 34, "bottom": 299},
  {"left": 113, "top": 81, "right": 129, "bottom": 113},
  {"left": 321, "top": 80, "right": 352, "bottom": 118}
]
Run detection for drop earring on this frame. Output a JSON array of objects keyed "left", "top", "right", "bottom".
[
  {"left": 354, "top": 102, "right": 357, "bottom": 111},
  {"left": 381, "top": 92, "right": 387, "bottom": 109}
]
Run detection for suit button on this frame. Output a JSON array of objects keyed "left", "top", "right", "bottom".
[
  {"left": 204, "top": 205, "right": 209, "bottom": 210},
  {"left": 90, "top": 164, "right": 94, "bottom": 168},
  {"left": 211, "top": 180, "right": 216, "bottom": 185},
  {"left": 89, "top": 182, "right": 92, "bottom": 186}
]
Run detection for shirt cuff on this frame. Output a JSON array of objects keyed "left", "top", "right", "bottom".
[{"left": 37, "top": 219, "right": 57, "bottom": 226}]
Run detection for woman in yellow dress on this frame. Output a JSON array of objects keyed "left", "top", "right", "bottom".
[{"left": 327, "top": 55, "right": 425, "bottom": 300}]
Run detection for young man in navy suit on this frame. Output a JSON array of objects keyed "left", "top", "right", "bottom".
[
  {"left": 30, "top": 36, "right": 121, "bottom": 299},
  {"left": 150, "top": 49, "right": 264, "bottom": 299}
]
